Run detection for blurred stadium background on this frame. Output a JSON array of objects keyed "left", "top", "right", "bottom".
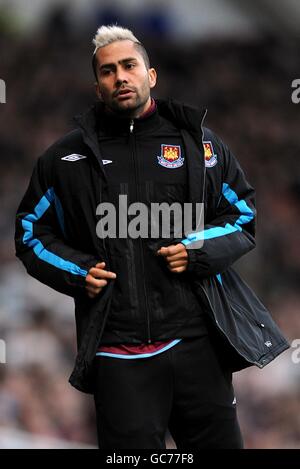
[{"left": 0, "top": 0, "right": 300, "bottom": 449}]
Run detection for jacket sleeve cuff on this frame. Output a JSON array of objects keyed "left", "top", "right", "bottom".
[
  {"left": 74, "top": 257, "right": 99, "bottom": 288},
  {"left": 186, "top": 247, "right": 198, "bottom": 273}
]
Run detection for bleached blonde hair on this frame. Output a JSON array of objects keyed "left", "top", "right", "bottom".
[
  {"left": 93, "top": 25, "right": 139, "bottom": 54},
  {"left": 92, "top": 25, "right": 150, "bottom": 79}
]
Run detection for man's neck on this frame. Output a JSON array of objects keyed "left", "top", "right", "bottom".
[{"left": 138, "top": 97, "right": 156, "bottom": 119}]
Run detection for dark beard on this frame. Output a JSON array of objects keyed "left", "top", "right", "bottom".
[{"left": 108, "top": 95, "right": 148, "bottom": 118}]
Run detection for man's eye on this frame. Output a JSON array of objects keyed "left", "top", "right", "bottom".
[
  {"left": 101, "top": 69, "right": 112, "bottom": 76},
  {"left": 126, "top": 63, "right": 135, "bottom": 69}
]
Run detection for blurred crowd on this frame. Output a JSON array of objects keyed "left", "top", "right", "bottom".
[{"left": 0, "top": 7, "right": 299, "bottom": 448}]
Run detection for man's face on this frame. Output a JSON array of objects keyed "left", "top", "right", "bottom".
[{"left": 94, "top": 40, "right": 157, "bottom": 117}]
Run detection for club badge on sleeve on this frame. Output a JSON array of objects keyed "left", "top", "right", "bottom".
[
  {"left": 157, "top": 144, "right": 184, "bottom": 169},
  {"left": 203, "top": 141, "right": 218, "bottom": 167}
]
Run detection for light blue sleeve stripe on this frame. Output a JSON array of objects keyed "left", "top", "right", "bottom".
[
  {"left": 96, "top": 339, "right": 182, "bottom": 359},
  {"left": 23, "top": 188, "right": 54, "bottom": 222},
  {"left": 182, "top": 182, "right": 254, "bottom": 246},
  {"left": 32, "top": 240, "right": 87, "bottom": 276},
  {"left": 22, "top": 219, "right": 34, "bottom": 244},
  {"left": 222, "top": 183, "right": 238, "bottom": 204},
  {"left": 181, "top": 224, "right": 238, "bottom": 245},
  {"left": 235, "top": 200, "right": 253, "bottom": 225},
  {"left": 222, "top": 184, "right": 254, "bottom": 227},
  {"left": 216, "top": 273, "right": 222, "bottom": 284},
  {"left": 235, "top": 199, "right": 253, "bottom": 217},
  {"left": 21, "top": 187, "right": 87, "bottom": 277}
]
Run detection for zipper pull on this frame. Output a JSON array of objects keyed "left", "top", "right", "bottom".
[{"left": 129, "top": 119, "right": 134, "bottom": 133}]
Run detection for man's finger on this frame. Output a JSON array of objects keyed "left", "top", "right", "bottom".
[
  {"left": 168, "top": 260, "right": 187, "bottom": 268},
  {"left": 157, "top": 243, "right": 185, "bottom": 257},
  {"left": 169, "top": 266, "right": 187, "bottom": 274},
  {"left": 86, "top": 275, "right": 108, "bottom": 288},
  {"left": 88, "top": 267, "right": 117, "bottom": 279},
  {"left": 166, "top": 252, "right": 188, "bottom": 262},
  {"left": 157, "top": 246, "right": 172, "bottom": 257},
  {"left": 167, "top": 243, "right": 186, "bottom": 255},
  {"left": 86, "top": 285, "right": 102, "bottom": 294}
]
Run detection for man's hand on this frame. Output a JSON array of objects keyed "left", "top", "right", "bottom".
[
  {"left": 85, "top": 261, "right": 117, "bottom": 298},
  {"left": 157, "top": 243, "right": 188, "bottom": 273}
]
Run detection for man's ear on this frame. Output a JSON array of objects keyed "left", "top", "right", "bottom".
[
  {"left": 95, "top": 82, "right": 103, "bottom": 101},
  {"left": 148, "top": 68, "right": 157, "bottom": 89}
]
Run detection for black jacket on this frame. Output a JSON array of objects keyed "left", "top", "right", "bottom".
[{"left": 15, "top": 99, "right": 289, "bottom": 393}]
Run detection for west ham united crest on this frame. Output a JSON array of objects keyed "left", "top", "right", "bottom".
[
  {"left": 203, "top": 141, "right": 218, "bottom": 167},
  {"left": 157, "top": 144, "right": 184, "bottom": 169}
]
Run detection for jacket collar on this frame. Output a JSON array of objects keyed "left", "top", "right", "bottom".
[
  {"left": 96, "top": 99, "right": 161, "bottom": 137},
  {"left": 74, "top": 99, "right": 207, "bottom": 202},
  {"left": 74, "top": 98, "right": 206, "bottom": 137}
]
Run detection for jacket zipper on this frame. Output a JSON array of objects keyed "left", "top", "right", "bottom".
[
  {"left": 198, "top": 282, "right": 263, "bottom": 368},
  {"left": 129, "top": 119, "right": 152, "bottom": 344},
  {"left": 95, "top": 148, "right": 115, "bottom": 346}
]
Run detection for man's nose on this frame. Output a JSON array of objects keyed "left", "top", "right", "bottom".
[{"left": 115, "top": 68, "right": 128, "bottom": 86}]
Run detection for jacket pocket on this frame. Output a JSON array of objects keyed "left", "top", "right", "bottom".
[
  {"left": 229, "top": 297, "right": 273, "bottom": 352},
  {"left": 226, "top": 298, "right": 269, "bottom": 360},
  {"left": 221, "top": 267, "right": 289, "bottom": 357}
]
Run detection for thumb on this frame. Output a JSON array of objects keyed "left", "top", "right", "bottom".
[{"left": 157, "top": 247, "right": 168, "bottom": 257}]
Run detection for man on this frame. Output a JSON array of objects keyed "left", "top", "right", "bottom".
[{"left": 15, "top": 25, "right": 289, "bottom": 449}]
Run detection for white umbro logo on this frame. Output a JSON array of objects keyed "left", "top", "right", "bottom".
[
  {"left": 102, "top": 160, "right": 113, "bottom": 165},
  {"left": 61, "top": 154, "right": 87, "bottom": 162}
]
